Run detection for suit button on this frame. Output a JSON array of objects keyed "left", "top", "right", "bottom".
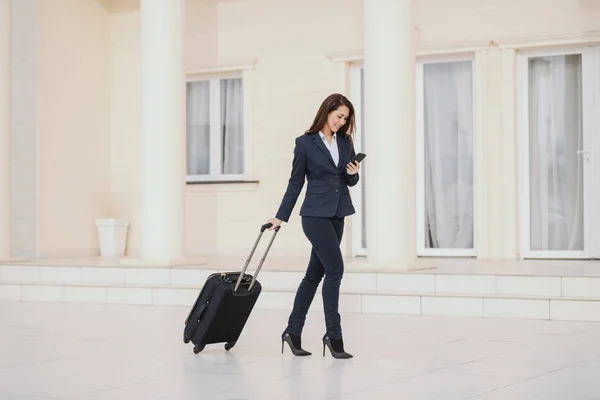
[
  {"left": 335, "top": 189, "right": 338, "bottom": 193},
  {"left": 335, "top": 176, "right": 339, "bottom": 179}
]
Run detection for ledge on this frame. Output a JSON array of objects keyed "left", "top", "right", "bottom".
[
  {"left": 186, "top": 60, "right": 257, "bottom": 76},
  {"left": 0, "top": 257, "right": 29, "bottom": 264},
  {"left": 328, "top": 31, "right": 600, "bottom": 62},
  {"left": 186, "top": 180, "right": 260, "bottom": 193},
  {"left": 186, "top": 180, "right": 259, "bottom": 185},
  {"left": 497, "top": 31, "right": 600, "bottom": 49},
  {"left": 327, "top": 42, "right": 490, "bottom": 62}
]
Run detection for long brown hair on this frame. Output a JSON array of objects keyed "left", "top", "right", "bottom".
[{"left": 306, "top": 93, "right": 356, "bottom": 147}]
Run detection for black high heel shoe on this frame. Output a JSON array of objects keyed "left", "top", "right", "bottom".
[
  {"left": 281, "top": 331, "right": 312, "bottom": 356},
  {"left": 322, "top": 334, "right": 353, "bottom": 359}
]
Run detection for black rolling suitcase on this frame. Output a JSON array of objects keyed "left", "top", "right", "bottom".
[{"left": 183, "top": 222, "right": 280, "bottom": 354}]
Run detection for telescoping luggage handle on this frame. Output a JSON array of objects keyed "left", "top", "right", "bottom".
[{"left": 234, "top": 222, "right": 280, "bottom": 292}]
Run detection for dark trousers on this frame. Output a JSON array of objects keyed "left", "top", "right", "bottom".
[{"left": 286, "top": 216, "right": 345, "bottom": 339}]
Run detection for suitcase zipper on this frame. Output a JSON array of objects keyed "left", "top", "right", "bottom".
[{"left": 221, "top": 273, "right": 250, "bottom": 284}]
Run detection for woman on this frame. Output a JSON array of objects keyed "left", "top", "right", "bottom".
[{"left": 266, "top": 93, "right": 360, "bottom": 359}]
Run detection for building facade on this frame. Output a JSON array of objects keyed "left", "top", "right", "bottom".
[{"left": 2, "top": 0, "right": 600, "bottom": 268}]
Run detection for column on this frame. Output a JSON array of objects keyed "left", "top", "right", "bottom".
[
  {"left": 364, "top": 0, "right": 416, "bottom": 268},
  {"left": 139, "top": 0, "right": 186, "bottom": 262},
  {"left": 475, "top": 48, "right": 518, "bottom": 260},
  {"left": 0, "top": 0, "right": 10, "bottom": 259}
]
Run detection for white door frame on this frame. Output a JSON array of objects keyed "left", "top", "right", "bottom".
[
  {"left": 517, "top": 46, "right": 598, "bottom": 259},
  {"left": 415, "top": 55, "right": 477, "bottom": 257},
  {"left": 350, "top": 63, "right": 367, "bottom": 256},
  {"left": 590, "top": 46, "right": 600, "bottom": 259}
]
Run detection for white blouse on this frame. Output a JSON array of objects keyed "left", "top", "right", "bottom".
[{"left": 318, "top": 131, "right": 339, "bottom": 167}]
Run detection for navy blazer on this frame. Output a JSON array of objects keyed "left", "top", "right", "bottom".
[{"left": 275, "top": 132, "right": 359, "bottom": 222}]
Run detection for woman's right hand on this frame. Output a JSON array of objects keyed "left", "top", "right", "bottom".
[{"left": 266, "top": 218, "right": 282, "bottom": 230}]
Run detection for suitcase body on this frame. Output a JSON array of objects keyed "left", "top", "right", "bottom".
[
  {"left": 183, "top": 272, "right": 262, "bottom": 353},
  {"left": 183, "top": 223, "right": 278, "bottom": 354}
]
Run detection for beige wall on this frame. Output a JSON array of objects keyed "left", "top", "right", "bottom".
[
  {"left": 416, "top": 0, "right": 600, "bottom": 46},
  {"left": 16, "top": 0, "right": 600, "bottom": 259},
  {"left": 109, "top": 11, "right": 140, "bottom": 256},
  {"left": 37, "top": 0, "right": 111, "bottom": 256},
  {"left": 185, "top": 0, "right": 361, "bottom": 257},
  {"left": 109, "top": 0, "right": 600, "bottom": 260},
  {"left": 109, "top": 0, "right": 362, "bottom": 258},
  {"left": 11, "top": 0, "right": 111, "bottom": 257}
]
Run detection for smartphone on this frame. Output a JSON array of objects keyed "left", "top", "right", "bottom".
[{"left": 351, "top": 153, "right": 366, "bottom": 164}]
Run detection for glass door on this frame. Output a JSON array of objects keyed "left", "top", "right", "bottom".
[{"left": 518, "top": 47, "right": 599, "bottom": 258}]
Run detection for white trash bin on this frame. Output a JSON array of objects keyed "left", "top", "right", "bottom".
[{"left": 95, "top": 218, "right": 130, "bottom": 257}]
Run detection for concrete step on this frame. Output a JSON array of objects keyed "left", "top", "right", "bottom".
[
  {"left": 3, "top": 263, "right": 600, "bottom": 322},
  {"left": 1, "top": 279, "right": 600, "bottom": 323},
  {"left": 2, "top": 263, "right": 600, "bottom": 298}
]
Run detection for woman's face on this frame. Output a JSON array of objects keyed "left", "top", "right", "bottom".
[{"left": 326, "top": 105, "right": 350, "bottom": 134}]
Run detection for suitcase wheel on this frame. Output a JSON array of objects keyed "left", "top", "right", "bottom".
[
  {"left": 193, "top": 344, "right": 205, "bottom": 354},
  {"left": 224, "top": 341, "right": 236, "bottom": 351},
  {"left": 183, "top": 332, "right": 190, "bottom": 344}
]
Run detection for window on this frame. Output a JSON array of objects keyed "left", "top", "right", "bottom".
[
  {"left": 518, "top": 47, "right": 600, "bottom": 259},
  {"left": 350, "top": 57, "right": 476, "bottom": 257},
  {"left": 186, "top": 76, "right": 245, "bottom": 182},
  {"left": 528, "top": 54, "right": 583, "bottom": 253},
  {"left": 416, "top": 58, "right": 476, "bottom": 257}
]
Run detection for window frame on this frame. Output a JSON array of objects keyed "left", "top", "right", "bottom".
[
  {"left": 517, "top": 46, "right": 598, "bottom": 259},
  {"left": 185, "top": 69, "right": 252, "bottom": 183},
  {"left": 416, "top": 54, "right": 478, "bottom": 257},
  {"left": 349, "top": 63, "right": 367, "bottom": 256},
  {"left": 350, "top": 55, "right": 478, "bottom": 258}
]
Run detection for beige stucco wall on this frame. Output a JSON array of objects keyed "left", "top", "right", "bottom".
[
  {"left": 109, "top": 0, "right": 363, "bottom": 258},
  {"left": 109, "top": 11, "right": 141, "bottom": 257},
  {"left": 37, "top": 0, "right": 111, "bottom": 256},
  {"left": 11, "top": 0, "right": 111, "bottom": 257},
  {"left": 12, "top": 0, "right": 600, "bottom": 260},
  {"left": 98, "top": 0, "right": 600, "bottom": 259},
  {"left": 416, "top": 0, "right": 600, "bottom": 46}
]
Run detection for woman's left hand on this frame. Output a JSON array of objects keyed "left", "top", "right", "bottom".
[{"left": 346, "top": 161, "right": 360, "bottom": 175}]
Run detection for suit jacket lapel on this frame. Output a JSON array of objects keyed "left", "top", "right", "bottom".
[{"left": 312, "top": 135, "right": 337, "bottom": 169}]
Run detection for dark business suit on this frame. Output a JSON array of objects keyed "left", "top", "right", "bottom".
[{"left": 275, "top": 131, "right": 359, "bottom": 339}]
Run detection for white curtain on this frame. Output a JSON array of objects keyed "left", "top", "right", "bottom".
[
  {"left": 528, "top": 55, "right": 583, "bottom": 251},
  {"left": 186, "top": 81, "right": 210, "bottom": 175},
  {"left": 423, "top": 61, "right": 474, "bottom": 249},
  {"left": 220, "top": 78, "right": 244, "bottom": 174}
]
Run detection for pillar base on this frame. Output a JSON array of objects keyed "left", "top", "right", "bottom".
[{"left": 120, "top": 257, "right": 208, "bottom": 267}]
